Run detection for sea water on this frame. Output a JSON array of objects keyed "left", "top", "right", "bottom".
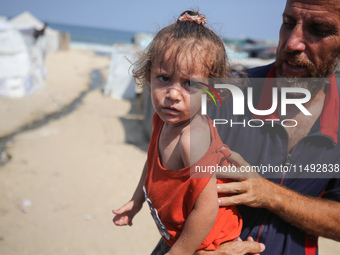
[{"left": 49, "top": 22, "right": 137, "bottom": 53}]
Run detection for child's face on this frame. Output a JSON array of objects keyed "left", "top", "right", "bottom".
[{"left": 150, "top": 48, "right": 207, "bottom": 125}]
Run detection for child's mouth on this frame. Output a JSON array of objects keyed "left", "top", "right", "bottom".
[{"left": 162, "top": 107, "right": 180, "bottom": 114}]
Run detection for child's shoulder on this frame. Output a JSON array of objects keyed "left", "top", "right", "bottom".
[{"left": 180, "top": 115, "right": 211, "bottom": 167}]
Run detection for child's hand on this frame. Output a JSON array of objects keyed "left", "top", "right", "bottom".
[{"left": 112, "top": 200, "right": 142, "bottom": 226}]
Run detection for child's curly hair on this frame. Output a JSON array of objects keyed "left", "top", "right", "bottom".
[{"left": 132, "top": 10, "right": 235, "bottom": 89}]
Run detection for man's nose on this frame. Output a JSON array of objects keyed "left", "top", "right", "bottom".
[{"left": 285, "top": 25, "right": 306, "bottom": 53}]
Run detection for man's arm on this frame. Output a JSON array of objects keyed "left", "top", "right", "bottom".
[{"left": 217, "top": 150, "right": 340, "bottom": 241}]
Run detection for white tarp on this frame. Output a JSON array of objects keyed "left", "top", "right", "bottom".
[
  {"left": 0, "top": 20, "right": 46, "bottom": 98},
  {"left": 10, "top": 11, "right": 60, "bottom": 53},
  {"left": 104, "top": 44, "right": 139, "bottom": 99}
]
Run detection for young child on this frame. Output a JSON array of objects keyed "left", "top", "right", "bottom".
[{"left": 113, "top": 11, "right": 242, "bottom": 254}]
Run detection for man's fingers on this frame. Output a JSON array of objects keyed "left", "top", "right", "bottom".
[
  {"left": 216, "top": 169, "right": 249, "bottom": 180},
  {"left": 217, "top": 182, "right": 246, "bottom": 194},
  {"left": 243, "top": 241, "right": 265, "bottom": 254},
  {"left": 221, "top": 240, "right": 265, "bottom": 255},
  {"left": 231, "top": 240, "right": 265, "bottom": 255},
  {"left": 198, "top": 239, "right": 265, "bottom": 255},
  {"left": 246, "top": 236, "right": 255, "bottom": 242},
  {"left": 218, "top": 194, "right": 245, "bottom": 206},
  {"left": 244, "top": 237, "right": 262, "bottom": 255},
  {"left": 216, "top": 182, "right": 248, "bottom": 206}
]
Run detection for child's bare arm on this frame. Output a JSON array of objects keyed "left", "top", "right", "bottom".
[
  {"left": 112, "top": 161, "right": 147, "bottom": 226},
  {"left": 180, "top": 121, "right": 211, "bottom": 167},
  {"left": 166, "top": 125, "right": 217, "bottom": 254},
  {"left": 167, "top": 177, "right": 219, "bottom": 255}
]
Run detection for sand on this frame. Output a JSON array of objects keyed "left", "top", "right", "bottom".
[
  {"left": 0, "top": 49, "right": 339, "bottom": 255},
  {"left": 0, "top": 49, "right": 159, "bottom": 255}
]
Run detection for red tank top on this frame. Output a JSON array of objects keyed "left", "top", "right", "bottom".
[{"left": 144, "top": 114, "right": 242, "bottom": 250}]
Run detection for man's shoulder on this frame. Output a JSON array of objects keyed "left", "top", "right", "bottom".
[{"left": 245, "top": 62, "right": 275, "bottom": 78}]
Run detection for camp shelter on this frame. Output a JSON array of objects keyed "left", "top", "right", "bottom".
[
  {"left": 104, "top": 43, "right": 141, "bottom": 99},
  {"left": 0, "top": 20, "right": 46, "bottom": 98},
  {"left": 10, "top": 11, "right": 60, "bottom": 53}
]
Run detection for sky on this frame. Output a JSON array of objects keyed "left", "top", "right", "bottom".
[{"left": 0, "top": 0, "right": 286, "bottom": 41}]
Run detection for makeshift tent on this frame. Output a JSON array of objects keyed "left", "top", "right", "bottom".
[
  {"left": 10, "top": 11, "right": 60, "bottom": 53},
  {"left": 104, "top": 44, "right": 140, "bottom": 99},
  {"left": 0, "top": 20, "right": 46, "bottom": 98}
]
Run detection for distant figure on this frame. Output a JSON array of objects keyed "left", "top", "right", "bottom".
[{"left": 33, "top": 23, "right": 47, "bottom": 39}]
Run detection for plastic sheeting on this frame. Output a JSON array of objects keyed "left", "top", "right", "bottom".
[
  {"left": 104, "top": 44, "right": 139, "bottom": 99},
  {"left": 10, "top": 11, "right": 60, "bottom": 53},
  {"left": 0, "top": 22, "right": 46, "bottom": 98}
]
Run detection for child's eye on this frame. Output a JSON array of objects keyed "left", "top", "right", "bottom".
[
  {"left": 184, "top": 81, "right": 200, "bottom": 93},
  {"left": 158, "top": 75, "right": 170, "bottom": 83},
  {"left": 185, "top": 81, "right": 201, "bottom": 88},
  {"left": 184, "top": 81, "right": 192, "bottom": 87}
]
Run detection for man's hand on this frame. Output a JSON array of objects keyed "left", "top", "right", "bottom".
[
  {"left": 217, "top": 150, "right": 340, "bottom": 241},
  {"left": 194, "top": 237, "right": 265, "bottom": 255},
  {"left": 216, "top": 150, "right": 274, "bottom": 209}
]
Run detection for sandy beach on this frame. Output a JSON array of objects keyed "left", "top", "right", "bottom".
[{"left": 0, "top": 48, "right": 339, "bottom": 255}]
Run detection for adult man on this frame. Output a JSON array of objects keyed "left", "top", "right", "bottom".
[
  {"left": 152, "top": 0, "right": 340, "bottom": 254},
  {"left": 206, "top": 0, "right": 340, "bottom": 254}
]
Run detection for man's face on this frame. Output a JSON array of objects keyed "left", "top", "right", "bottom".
[{"left": 276, "top": 0, "right": 340, "bottom": 80}]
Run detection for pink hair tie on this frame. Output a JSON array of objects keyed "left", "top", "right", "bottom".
[{"left": 178, "top": 12, "right": 207, "bottom": 25}]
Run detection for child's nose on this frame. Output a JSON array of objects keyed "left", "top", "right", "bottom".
[{"left": 167, "top": 84, "right": 182, "bottom": 100}]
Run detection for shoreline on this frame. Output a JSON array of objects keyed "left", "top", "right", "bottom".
[{"left": 70, "top": 42, "right": 113, "bottom": 55}]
